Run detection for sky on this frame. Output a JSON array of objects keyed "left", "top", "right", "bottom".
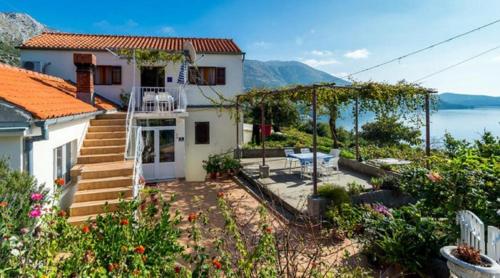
[{"left": 2, "top": 0, "right": 500, "bottom": 96}]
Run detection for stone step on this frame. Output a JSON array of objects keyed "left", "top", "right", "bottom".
[
  {"left": 77, "top": 176, "right": 133, "bottom": 190},
  {"left": 77, "top": 153, "right": 124, "bottom": 164},
  {"left": 83, "top": 138, "right": 125, "bottom": 147},
  {"left": 86, "top": 131, "right": 126, "bottom": 139},
  {"left": 79, "top": 161, "right": 134, "bottom": 179},
  {"left": 80, "top": 145, "right": 125, "bottom": 155},
  {"left": 88, "top": 125, "right": 126, "bottom": 133},
  {"left": 90, "top": 119, "right": 125, "bottom": 126},
  {"left": 73, "top": 187, "right": 133, "bottom": 202},
  {"left": 69, "top": 198, "right": 133, "bottom": 217},
  {"left": 67, "top": 213, "right": 99, "bottom": 225},
  {"left": 97, "top": 113, "right": 127, "bottom": 120}
]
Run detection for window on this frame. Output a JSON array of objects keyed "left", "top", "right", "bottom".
[
  {"left": 195, "top": 122, "right": 210, "bottom": 144},
  {"left": 22, "top": 61, "right": 42, "bottom": 72},
  {"left": 188, "top": 67, "right": 225, "bottom": 85},
  {"left": 94, "top": 66, "right": 121, "bottom": 85},
  {"left": 53, "top": 140, "right": 77, "bottom": 184}
]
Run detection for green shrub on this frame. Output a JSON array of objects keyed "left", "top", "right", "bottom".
[
  {"left": 340, "top": 149, "right": 355, "bottom": 159},
  {"left": 317, "top": 184, "right": 350, "bottom": 208},
  {"left": 346, "top": 182, "right": 365, "bottom": 196},
  {"left": 369, "top": 177, "right": 383, "bottom": 190}
]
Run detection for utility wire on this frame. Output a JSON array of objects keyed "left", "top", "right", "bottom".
[
  {"left": 413, "top": 44, "right": 500, "bottom": 83},
  {"left": 346, "top": 19, "right": 500, "bottom": 79}
]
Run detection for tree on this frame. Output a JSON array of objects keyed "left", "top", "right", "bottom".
[{"left": 360, "top": 115, "right": 422, "bottom": 146}]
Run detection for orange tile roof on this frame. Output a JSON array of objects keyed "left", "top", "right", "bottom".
[
  {"left": 0, "top": 63, "right": 116, "bottom": 120},
  {"left": 20, "top": 32, "right": 243, "bottom": 54}
]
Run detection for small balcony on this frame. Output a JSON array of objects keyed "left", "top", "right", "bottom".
[{"left": 133, "top": 86, "right": 187, "bottom": 114}]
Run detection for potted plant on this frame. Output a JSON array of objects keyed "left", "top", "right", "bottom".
[
  {"left": 440, "top": 244, "right": 500, "bottom": 278},
  {"left": 202, "top": 154, "right": 222, "bottom": 179},
  {"left": 222, "top": 155, "right": 242, "bottom": 176}
]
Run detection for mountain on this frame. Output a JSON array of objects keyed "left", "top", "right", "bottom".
[
  {"left": 0, "top": 12, "right": 49, "bottom": 65},
  {"left": 244, "top": 59, "right": 349, "bottom": 91},
  {"left": 438, "top": 93, "right": 500, "bottom": 109}
]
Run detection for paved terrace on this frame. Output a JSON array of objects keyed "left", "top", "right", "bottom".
[{"left": 240, "top": 157, "right": 372, "bottom": 213}]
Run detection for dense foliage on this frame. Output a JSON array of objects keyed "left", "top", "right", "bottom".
[
  {"left": 324, "top": 131, "right": 499, "bottom": 276},
  {"left": 360, "top": 115, "right": 422, "bottom": 146}
]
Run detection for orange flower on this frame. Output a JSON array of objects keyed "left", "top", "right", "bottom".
[
  {"left": 54, "top": 178, "right": 65, "bottom": 187},
  {"left": 212, "top": 258, "right": 222, "bottom": 269},
  {"left": 217, "top": 192, "right": 224, "bottom": 198},
  {"left": 120, "top": 219, "right": 129, "bottom": 225},
  {"left": 135, "top": 245, "right": 145, "bottom": 254},
  {"left": 0, "top": 201, "right": 7, "bottom": 208},
  {"left": 81, "top": 225, "right": 90, "bottom": 233},
  {"left": 132, "top": 269, "right": 141, "bottom": 276},
  {"left": 264, "top": 226, "right": 272, "bottom": 234},
  {"left": 107, "top": 263, "right": 118, "bottom": 272},
  {"left": 188, "top": 212, "right": 197, "bottom": 223},
  {"left": 427, "top": 171, "right": 443, "bottom": 183},
  {"left": 58, "top": 210, "right": 67, "bottom": 217}
]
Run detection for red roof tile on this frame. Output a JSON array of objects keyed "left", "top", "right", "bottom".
[
  {"left": 0, "top": 63, "right": 116, "bottom": 120},
  {"left": 20, "top": 32, "right": 243, "bottom": 54}
]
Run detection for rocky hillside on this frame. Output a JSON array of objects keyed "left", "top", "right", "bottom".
[
  {"left": 244, "top": 59, "right": 350, "bottom": 90},
  {"left": 0, "top": 12, "right": 49, "bottom": 65}
]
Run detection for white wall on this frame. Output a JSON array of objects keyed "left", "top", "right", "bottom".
[
  {"left": 184, "top": 108, "right": 238, "bottom": 181},
  {"left": 31, "top": 117, "right": 90, "bottom": 189},
  {"left": 20, "top": 50, "right": 244, "bottom": 106},
  {"left": 0, "top": 136, "right": 23, "bottom": 170}
]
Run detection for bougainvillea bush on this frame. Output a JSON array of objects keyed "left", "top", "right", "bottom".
[{"left": 0, "top": 160, "right": 184, "bottom": 277}]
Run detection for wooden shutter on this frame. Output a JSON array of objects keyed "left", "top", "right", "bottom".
[{"left": 216, "top": 67, "right": 226, "bottom": 85}]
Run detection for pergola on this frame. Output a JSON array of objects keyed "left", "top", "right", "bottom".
[{"left": 234, "top": 82, "right": 434, "bottom": 197}]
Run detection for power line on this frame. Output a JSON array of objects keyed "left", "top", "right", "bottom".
[
  {"left": 413, "top": 44, "right": 500, "bottom": 83},
  {"left": 346, "top": 19, "right": 500, "bottom": 79}
]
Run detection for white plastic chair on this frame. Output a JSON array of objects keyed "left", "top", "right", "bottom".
[
  {"left": 487, "top": 226, "right": 500, "bottom": 263},
  {"left": 300, "top": 148, "right": 311, "bottom": 154},
  {"left": 284, "top": 148, "right": 298, "bottom": 172},
  {"left": 330, "top": 148, "right": 341, "bottom": 158},
  {"left": 321, "top": 158, "right": 340, "bottom": 181},
  {"left": 142, "top": 92, "right": 156, "bottom": 112},
  {"left": 301, "top": 158, "right": 325, "bottom": 179},
  {"left": 157, "top": 93, "right": 174, "bottom": 112},
  {"left": 456, "top": 210, "right": 485, "bottom": 254}
]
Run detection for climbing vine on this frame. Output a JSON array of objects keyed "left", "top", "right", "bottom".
[{"left": 116, "top": 49, "right": 184, "bottom": 67}]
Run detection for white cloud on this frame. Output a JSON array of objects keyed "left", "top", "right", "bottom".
[
  {"left": 160, "top": 26, "right": 175, "bottom": 35},
  {"left": 344, "top": 48, "right": 370, "bottom": 59},
  {"left": 251, "top": 41, "right": 271, "bottom": 48},
  {"left": 93, "top": 20, "right": 110, "bottom": 28},
  {"left": 492, "top": 55, "right": 500, "bottom": 62},
  {"left": 302, "top": 58, "right": 339, "bottom": 67},
  {"left": 125, "top": 19, "right": 138, "bottom": 28},
  {"left": 309, "top": 50, "right": 333, "bottom": 56}
]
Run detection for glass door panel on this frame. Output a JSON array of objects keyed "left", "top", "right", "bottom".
[
  {"left": 159, "top": 130, "right": 175, "bottom": 162},
  {"left": 141, "top": 130, "right": 155, "bottom": 164}
]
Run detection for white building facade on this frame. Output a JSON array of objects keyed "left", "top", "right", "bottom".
[{"left": 19, "top": 33, "right": 244, "bottom": 182}]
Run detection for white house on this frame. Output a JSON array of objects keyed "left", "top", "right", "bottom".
[
  {"left": 18, "top": 32, "right": 245, "bottom": 182},
  {"left": 0, "top": 62, "right": 116, "bottom": 188}
]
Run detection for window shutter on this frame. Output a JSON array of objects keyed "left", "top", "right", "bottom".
[{"left": 216, "top": 67, "right": 226, "bottom": 85}]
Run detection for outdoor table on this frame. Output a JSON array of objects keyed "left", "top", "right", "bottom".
[{"left": 287, "top": 152, "right": 333, "bottom": 164}]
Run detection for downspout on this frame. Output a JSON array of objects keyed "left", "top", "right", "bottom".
[{"left": 25, "top": 110, "right": 105, "bottom": 175}]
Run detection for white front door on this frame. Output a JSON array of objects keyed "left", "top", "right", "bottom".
[{"left": 141, "top": 126, "right": 176, "bottom": 181}]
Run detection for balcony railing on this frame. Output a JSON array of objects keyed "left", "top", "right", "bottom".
[{"left": 134, "top": 86, "right": 187, "bottom": 113}]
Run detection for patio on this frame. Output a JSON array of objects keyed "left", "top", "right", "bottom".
[{"left": 240, "top": 157, "right": 372, "bottom": 213}]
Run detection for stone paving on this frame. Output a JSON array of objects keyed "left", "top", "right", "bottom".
[{"left": 241, "top": 157, "right": 372, "bottom": 212}]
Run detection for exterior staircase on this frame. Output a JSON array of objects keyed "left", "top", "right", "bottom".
[{"left": 68, "top": 112, "right": 134, "bottom": 225}]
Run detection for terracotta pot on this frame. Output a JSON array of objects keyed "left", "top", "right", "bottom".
[{"left": 209, "top": 172, "right": 217, "bottom": 179}]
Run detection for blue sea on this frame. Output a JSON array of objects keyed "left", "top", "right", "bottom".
[{"left": 319, "top": 107, "right": 500, "bottom": 145}]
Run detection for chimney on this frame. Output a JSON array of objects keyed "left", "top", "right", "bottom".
[{"left": 73, "top": 53, "right": 96, "bottom": 105}]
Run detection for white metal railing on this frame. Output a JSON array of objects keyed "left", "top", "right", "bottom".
[
  {"left": 134, "top": 86, "right": 187, "bottom": 113},
  {"left": 125, "top": 87, "right": 137, "bottom": 159},
  {"left": 132, "top": 126, "right": 144, "bottom": 198},
  {"left": 488, "top": 226, "right": 500, "bottom": 262}
]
